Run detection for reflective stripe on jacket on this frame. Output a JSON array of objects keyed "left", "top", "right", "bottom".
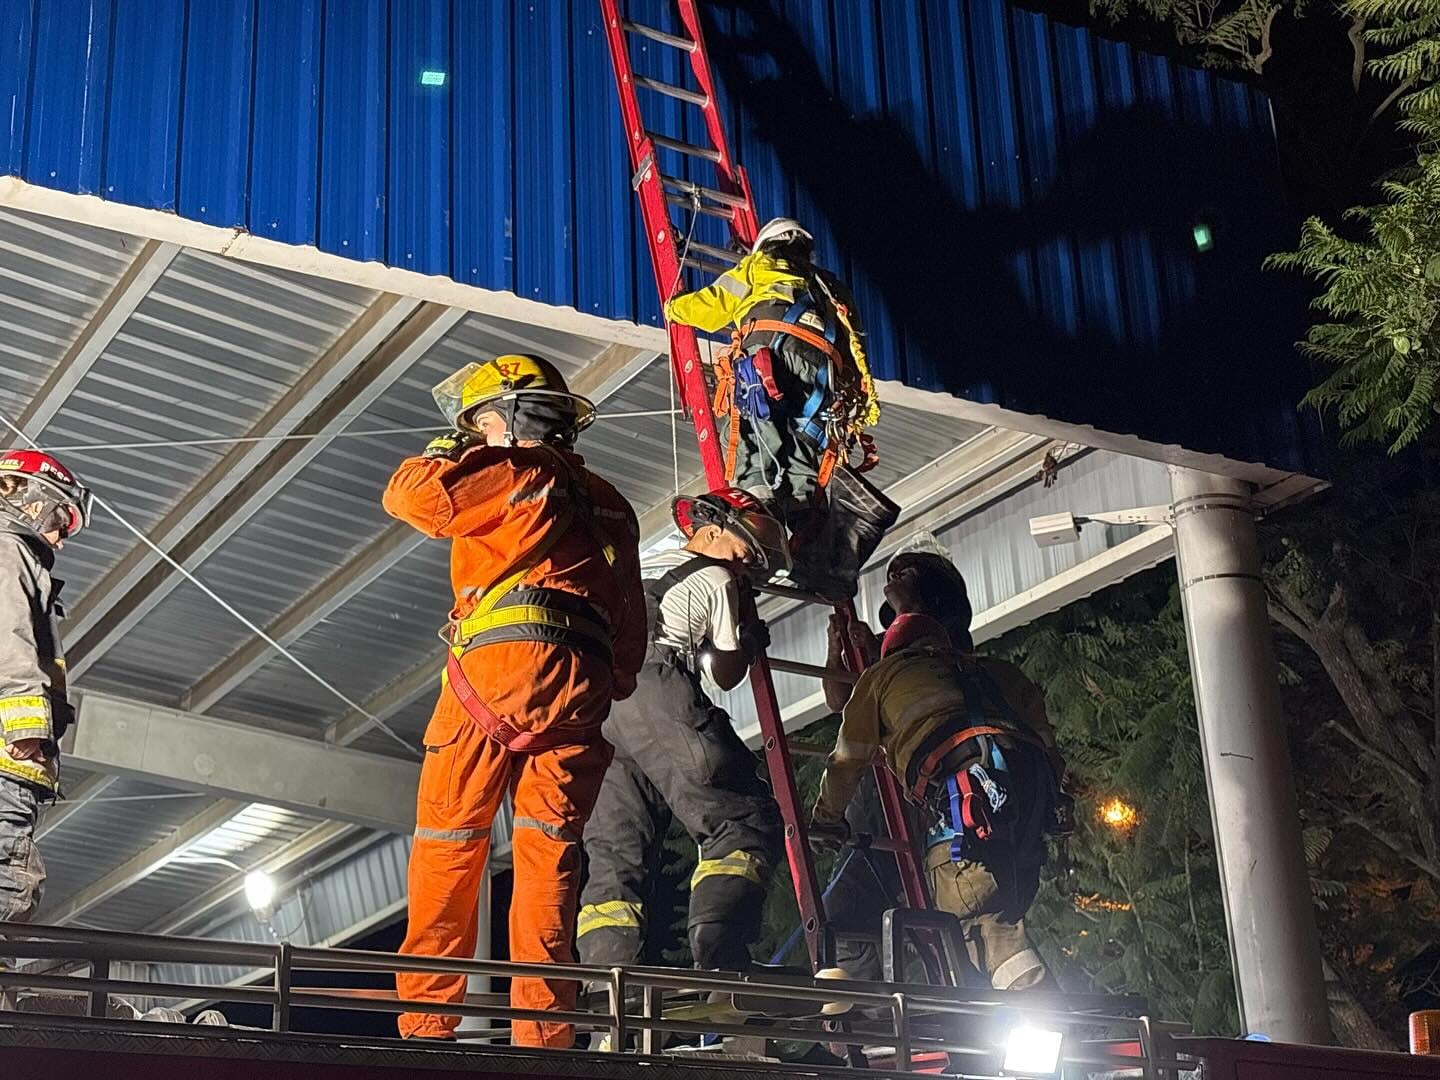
[
  {"left": 664, "top": 251, "right": 808, "bottom": 334},
  {"left": 0, "top": 521, "right": 69, "bottom": 792}
]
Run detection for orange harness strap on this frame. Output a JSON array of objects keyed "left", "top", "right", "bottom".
[{"left": 907, "top": 725, "right": 1011, "bottom": 802}]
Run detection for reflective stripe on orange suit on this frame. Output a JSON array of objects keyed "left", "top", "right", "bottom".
[{"left": 383, "top": 446, "right": 646, "bottom": 1048}]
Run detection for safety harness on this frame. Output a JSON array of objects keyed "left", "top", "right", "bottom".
[
  {"left": 642, "top": 554, "right": 730, "bottom": 667},
  {"left": 902, "top": 661, "right": 1055, "bottom": 863},
  {"left": 711, "top": 285, "right": 880, "bottom": 489},
  {"left": 439, "top": 449, "right": 618, "bottom": 752}
]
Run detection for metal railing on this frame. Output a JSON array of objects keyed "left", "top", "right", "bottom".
[{"left": 0, "top": 922, "right": 1196, "bottom": 1078}]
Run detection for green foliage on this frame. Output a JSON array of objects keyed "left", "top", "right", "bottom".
[
  {"left": 1086, "top": 0, "right": 1290, "bottom": 72},
  {"left": 994, "top": 578, "right": 1240, "bottom": 1034},
  {"left": 1265, "top": 0, "right": 1440, "bottom": 451}
]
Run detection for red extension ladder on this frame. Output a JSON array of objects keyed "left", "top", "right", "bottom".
[{"left": 599, "top": 0, "right": 928, "bottom": 971}]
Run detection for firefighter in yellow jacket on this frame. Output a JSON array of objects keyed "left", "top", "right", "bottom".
[{"left": 665, "top": 218, "right": 896, "bottom": 600}]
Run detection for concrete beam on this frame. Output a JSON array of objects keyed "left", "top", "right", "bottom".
[
  {"left": 67, "top": 299, "right": 460, "bottom": 673},
  {"left": 44, "top": 800, "right": 244, "bottom": 926},
  {"left": 63, "top": 692, "right": 418, "bottom": 833},
  {"left": 19, "top": 238, "right": 180, "bottom": 440}
]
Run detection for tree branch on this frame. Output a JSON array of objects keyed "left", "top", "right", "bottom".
[
  {"left": 1324, "top": 719, "right": 1426, "bottom": 803},
  {"left": 1316, "top": 793, "right": 1440, "bottom": 884},
  {"left": 1348, "top": 16, "right": 1366, "bottom": 94},
  {"left": 1251, "top": 4, "right": 1278, "bottom": 74}
]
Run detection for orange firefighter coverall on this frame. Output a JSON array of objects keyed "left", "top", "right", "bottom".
[{"left": 384, "top": 445, "right": 646, "bottom": 1048}]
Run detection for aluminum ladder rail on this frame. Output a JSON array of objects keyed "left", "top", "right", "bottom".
[{"left": 598, "top": 0, "right": 928, "bottom": 971}]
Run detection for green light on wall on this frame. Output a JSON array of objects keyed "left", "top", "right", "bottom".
[
  {"left": 420, "top": 70, "right": 447, "bottom": 87},
  {"left": 1193, "top": 223, "right": 1214, "bottom": 252}
]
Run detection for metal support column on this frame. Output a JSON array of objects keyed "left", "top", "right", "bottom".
[{"left": 1168, "top": 467, "right": 1331, "bottom": 1045}]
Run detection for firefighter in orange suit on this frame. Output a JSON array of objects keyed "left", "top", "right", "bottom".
[{"left": 383, "top": 354, "right": 647, "bottom": 1048}]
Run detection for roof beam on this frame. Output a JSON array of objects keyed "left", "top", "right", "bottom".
[
  {"left": 177, "top": 345, "right": 658, "bottom": 717},
  {"left": 323, "top": 653, "right": 440, "bottom": 748},
  {"left": 873, "top": 377, "right": 1307, "bottom": 496},
  {"left": 735, "top": 526, "right": 1176, "bottom": 747},
  {"left": 67, "top": 298, "right": 460, "bottom": 674},
  {"left": 969, "top": 525, "right": 1174, "bottom": 643},
  {"left": 180, "top": 526, "right": 428, "bottom": 713},
  {"left": 44, "top": 799, "right": 243, "bottom": 926},
  {"left": 18, "top": 238, "right": 180, "bottom": 440},
  {"left": 62, "top": 692, "right": 418, "bottom": 832}
]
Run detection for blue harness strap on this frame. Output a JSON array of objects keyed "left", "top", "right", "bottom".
[
  {"left": 733, "top": 355, "right": 772, "bottom": 421},
  {"left": 776, "top": 299, "right": 839, "bottom": 449}
]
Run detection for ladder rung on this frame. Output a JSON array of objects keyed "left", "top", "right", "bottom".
[
  {"left": 661, "top": 174, "right": 748, "bottom": 210},
  {"left": 648, "top": 131, "right": 722, "bottom": 163},
  {"left": 767, "top": 657, "right": 858, "bottom": 684},
  {"left": 623, "top": 19, "right": 697, "bottom": 53},
  {"left": 664, "top": 191, "right": 735, "bottom": 220},
  {"left": 634, "top": 74, "right": 709, "bottom": 107},
  {"left": 686, "top": 239, "right": 740, "bottom": 265},
  {"left": 683, "top": 254, "right": 734, "bottom": 276},
  {"left": 755, "top": 582, "right": 841, "bottom": 606},
  {"left": 787, "top": 740, "right": 833, "bottom": 759}
]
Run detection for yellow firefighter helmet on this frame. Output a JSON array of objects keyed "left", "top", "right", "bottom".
[{"left": 431, "top": 354, "right": 596, "bottom": 445}]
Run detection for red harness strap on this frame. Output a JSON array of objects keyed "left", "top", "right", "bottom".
[{"left": 445, "top": 650, "right": 578, "bottom": 753}]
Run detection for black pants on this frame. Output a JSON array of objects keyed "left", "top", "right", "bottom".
[
  {"left": 722, "top": 333, "right": 898, "bottom": 600},
  {"left": 578, "top": 656, "right": 782, "bottom": 971}
]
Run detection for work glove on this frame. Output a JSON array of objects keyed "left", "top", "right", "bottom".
[
  {"left": 422, "top": 430, "right": 478, "bottom": 461},
  {"left": 738, "top": 619, "right": 771, "bottom": 663},
  {"left": 807, "top": 816, "right": 851, "bottom": 853}
]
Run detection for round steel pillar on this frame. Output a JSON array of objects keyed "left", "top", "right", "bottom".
[{"left": 1169, "top": 466, "right": 1330, "bottom": 1044}]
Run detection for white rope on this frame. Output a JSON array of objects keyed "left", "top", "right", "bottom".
[
  {"left": 43, "top": 410, "right": 683, "bottom": 455},
  {"left": 0, "top": 411, "right": 422, "bottom": 759}
]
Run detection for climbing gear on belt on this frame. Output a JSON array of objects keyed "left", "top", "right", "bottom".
[
  {"left": 0, "top": 449, "right": 92, "bottom": 543},
  {"left": 710, "top": 290, "right": 880, "bottom": 488},
  {"left": 439, "top": 449, "right": 618, "bottom": 751},
  {"left": 431, "top": 354, "right": 596, "bottom": 446}
]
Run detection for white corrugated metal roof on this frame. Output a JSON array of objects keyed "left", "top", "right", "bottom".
[{"left": 0, "top": 204, "right": 1180, "bottom": 954}]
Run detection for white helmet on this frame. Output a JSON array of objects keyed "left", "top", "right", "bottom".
[{"left": 751, "top": 217, "right": 813, "bottom": 254}]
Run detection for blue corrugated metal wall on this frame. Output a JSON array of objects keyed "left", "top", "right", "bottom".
[{"left": 0, "top": 0, "right": 1319, "bottom": 470}]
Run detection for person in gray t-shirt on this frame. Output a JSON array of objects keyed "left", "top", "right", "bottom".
[{"left": 578, "top": 489, "right": 788, "bottom": 977}]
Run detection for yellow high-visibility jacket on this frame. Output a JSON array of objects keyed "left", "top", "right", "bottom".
[
  {"left": 664, "top": 251, "right": 810, "bottom": 333},
  {"left": 812, "top": 638, "right": 1057, "bottom": 829}
]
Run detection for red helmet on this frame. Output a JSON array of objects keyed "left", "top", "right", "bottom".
[
  {"left": 672, "top": 487, "right": 792, "bottom": 575},
  {"left": 0, "top": 449, "right": 93, "bottom": 543}
]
